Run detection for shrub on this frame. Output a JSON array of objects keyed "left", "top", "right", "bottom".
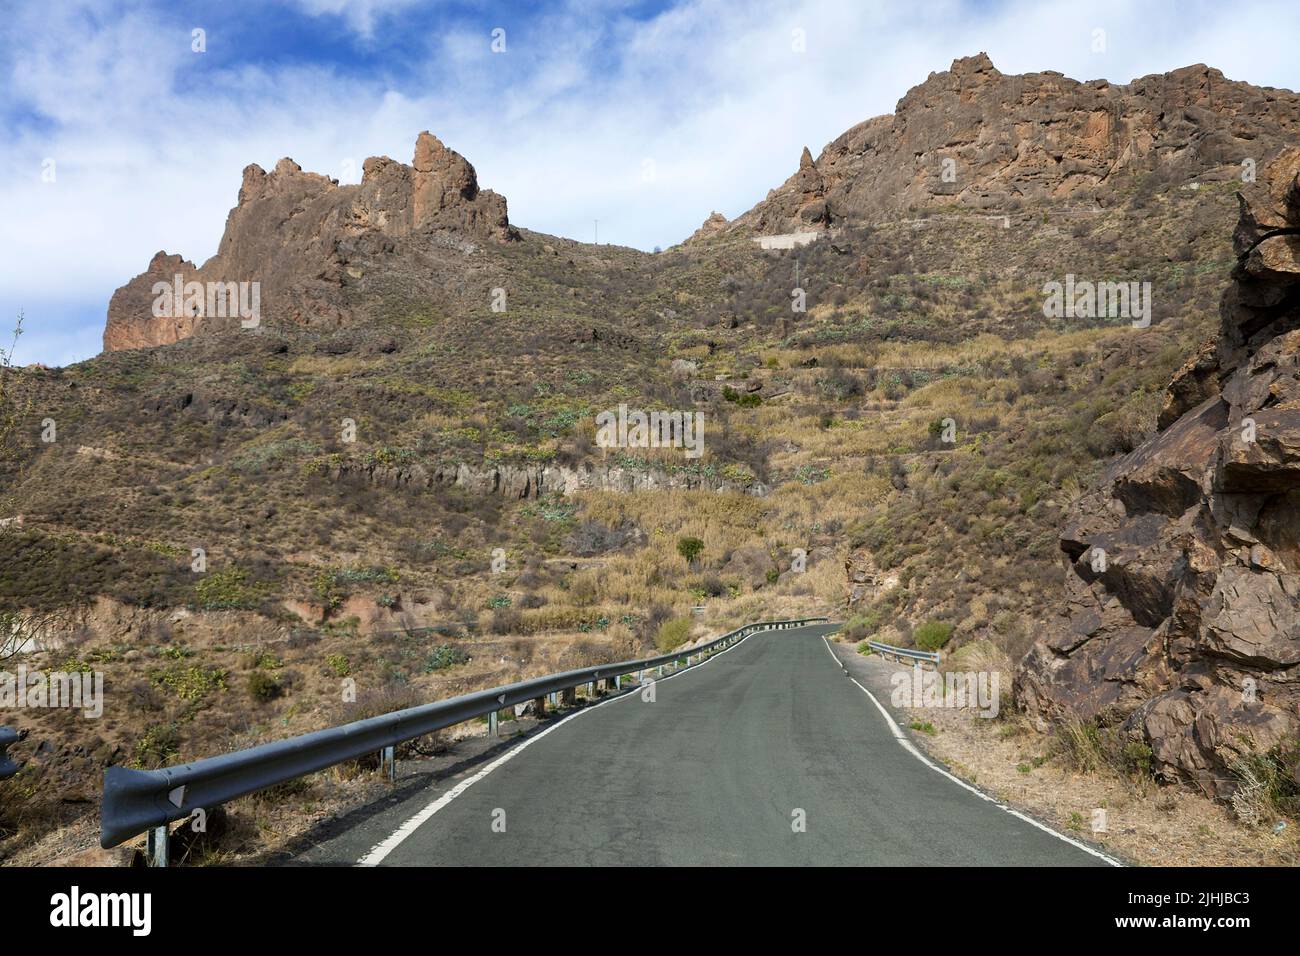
[
  {"left": 133, "top": 723, "right": 181, "bottom": 768},
  {"left": 843, "top": 608, "right": 884, "bottom": 641},
  {"left": 913, "top": 619, "right": 953, "bottom": 651},
  {"left": 424, "top": 643, "right": 471, "bottom": 672},
  {"left": 655, "top": 617, "right": 692, "bottom": 652},
  {"left": 676, "top": 536, "right": 704, "bottom": 566},
  {"left": 691, "top": 574, "right": 728, "bottom": 598},
  {"left": 1230, "top": 741, "right": 1300, "bottom": 826},
  {"left": 195, "top": 567, "right": 256, "bottom": 610},
  {"left": 247, "top": 670, "right": 281, "bottom": 702},
  {"left": 1049, "top": 718, "right": 1158, "bottom": 783},
  {"left": 151, "top": 664, "right": 227, "bottom": 702}
]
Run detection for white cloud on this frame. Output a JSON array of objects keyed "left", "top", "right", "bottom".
[
  {"left": 3, "top": 0, "right": 1299, "bottom": 366},
  {"left": 286, "top": 0, "right": 424, "bottom": 37}
]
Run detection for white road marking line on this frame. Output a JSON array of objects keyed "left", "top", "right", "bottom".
[
  {"left": 357, "top": 624, "right": 793, "bottom": 865},
  {"left": 821, "top": 633, "right": 1123, "bottom": 867}
]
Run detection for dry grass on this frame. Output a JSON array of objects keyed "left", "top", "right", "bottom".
[{"left": 863, "top": 655, "right": 1300, "bottom": 866}]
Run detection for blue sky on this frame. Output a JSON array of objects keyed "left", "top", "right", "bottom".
[{"left": 3, "top": 0, "right": 1300, "bottom": 367}]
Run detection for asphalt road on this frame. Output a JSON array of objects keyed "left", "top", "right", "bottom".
[{"left": 295, "top": 624, "right": 1112, "bottom": 866}]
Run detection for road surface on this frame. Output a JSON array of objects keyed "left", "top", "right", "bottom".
[{"left": 294, "top": 623, "right": 1113, "bottom": 866}]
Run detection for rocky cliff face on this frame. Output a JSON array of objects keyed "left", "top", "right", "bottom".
[
  {"left": 726, "top": 54, "right": 1300, "bottom": 236},
  {"left": 327, "top": 457, "right": 769, "bottom": 499},
  {"left": 1017, "top": 148, "right": 1300, "bottom": 798},
  {"left": 103, "top": 132, "right": 514, "bottom": 352}
]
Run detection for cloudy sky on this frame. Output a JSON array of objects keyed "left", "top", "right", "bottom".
[{"left": 3, "top": 0, "right": 1299, "bottom": 367}]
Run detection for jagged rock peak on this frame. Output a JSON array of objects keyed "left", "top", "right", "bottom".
[
  {"left": 726, "top": 53, "right": 1300, "bottom": 236},
  {"left": 103, "top": 131, "right": 515, "bottom": 352}
]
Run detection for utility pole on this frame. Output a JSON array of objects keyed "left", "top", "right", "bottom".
[{"left": 594, "top": 219, "right": 599, "bottom": 244}]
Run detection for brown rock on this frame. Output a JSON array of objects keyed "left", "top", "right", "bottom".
[
  {"left": 1158, "top": 341, "right": 1219, "bottom": 430},
  {"left": 683, "top": 211, "right": 729, "bottom": 245},
  {"left": 1017, "top": 148, "right": 1300, "bottom": 799},
  {"left": 102, "top": 252, "right": 202, "bottom": 352},
  {"left": 103, "top": 132, "right": 516, "bottom": 352},
  {"left": 724, "top": 56, "right": 1300, "bottom": 237}
]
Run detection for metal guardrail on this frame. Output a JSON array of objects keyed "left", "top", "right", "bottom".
[
  {"left": 100, "top": 617, "right": 828, "bottom": 853},
  {"left": 865, "top": 640, "right": 941, "bottom": 667},
  {"left": 0, "top": 727, "right": 18, "bottom": 780}
]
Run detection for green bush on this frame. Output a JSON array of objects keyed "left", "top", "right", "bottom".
[
  {"left": 195, "top": 567, "right": 257, "bottom": 610},
  {"left": 676, "top": 536, "right": 704, "bottom": 566},
  {"left": 655, "top": 617, "right": 692, "bottom": 652},
  {"left": 247, "top": 670, "right": 281, "bottom": 702},
  {"left": 150, "top": 664, "right": 227, "bottom": 702},
  {"left": 913, "top": 619, "right": 953, "bottom": 651},
  {"left": 424, "top": 643, "right": 470, "bottom": 672}
]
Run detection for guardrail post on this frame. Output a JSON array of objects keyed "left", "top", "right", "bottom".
[
  {"left": 488, "top": 711, "right": 498, "bottom": 736},
  {"left": 147, "top": 824, "right": 169, "bottom": 868},
  {"left": 587, "top": 680, "right": 596, "bottom": 698},
  {"left": 532, "top": 695, "right": 546, "bottom": 718},
  {"left": 561, "top": 687, "right": 576, "bottom": 707},
  {"left": 614, "top": 675, "right": 622, "bottom": 690},
  {"left": 379, "top": 744, "right": 396, "bottom": 781}
]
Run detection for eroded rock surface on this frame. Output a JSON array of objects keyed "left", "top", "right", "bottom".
[
  {"left": 726, "top": 54, "right": 1300, "bottom": 236},
  {"left": 1017, "top": 148, "right": 1300, "bottom": 798},
  {"left": 104, "top": 132, "right": 515, "bottom": 352}
]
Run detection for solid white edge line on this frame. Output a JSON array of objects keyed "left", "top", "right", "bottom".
[
  {"left": 820, "top": 633, "right": 1124, "bottom": 867},
  {"left": 357, "top": 623, "right": 787, "bottom": 866}
]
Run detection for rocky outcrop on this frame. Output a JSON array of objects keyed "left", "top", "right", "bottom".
[
  {"left": 844, "top": 546, "right": 900, "bottom": 607},
  {"left": 324, "top": 457, "right": 770, "bottom": 499},
  {"left": 729, "top": 54, "right": 1300, "bottom": 236},
  {"left": 683, "top": 211, "right": 730, "bottom": 245},
  {"left": 1017, "top": 148, "right": 1300, "bottom": 798},
  {"left": 103, "top": 252, "right": 203, "bottom": 352},
  {"left": 103, "top": 132, "right": 515, "bottom": 352}
]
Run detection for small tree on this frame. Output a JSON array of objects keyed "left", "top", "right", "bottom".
[{"left": 676, "top": 536, "right": 704, "bottom": 567}]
